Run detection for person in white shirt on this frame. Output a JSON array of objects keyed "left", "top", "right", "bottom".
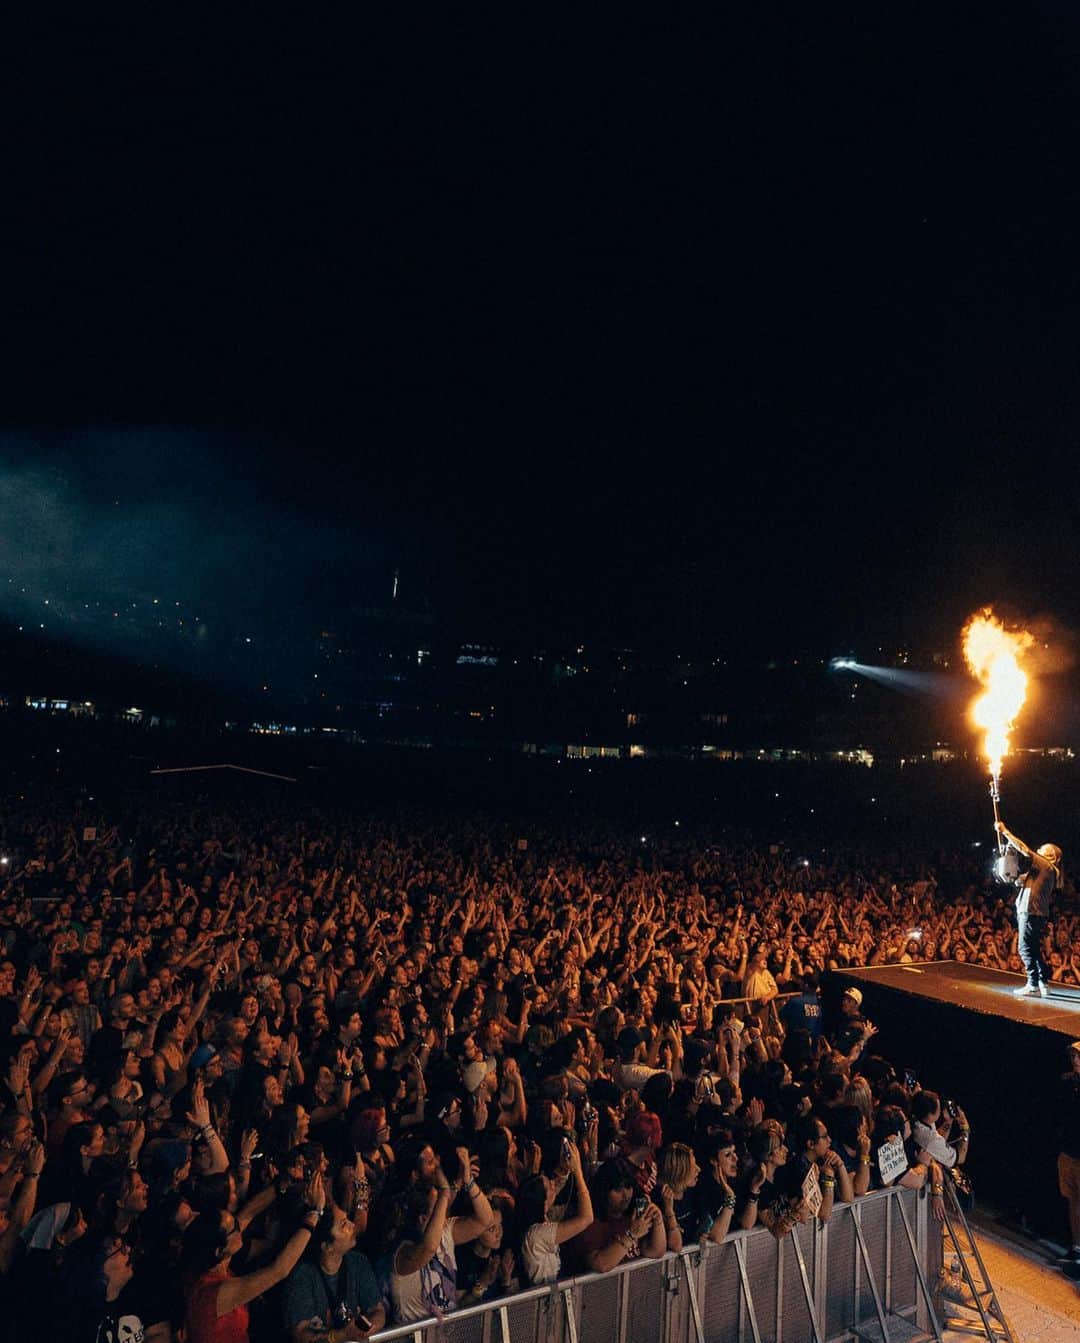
[
  {"left": 612, "top": 1026, "right": 674, "bottom": 1093},
  {"left": 742, "top": 946, "right": 778, "bottom": 1005},
  {"left": 910, "top": 1090, "right": 970, "bottom": 1171},
  {"left": 516, "top": 1141, "right": 593, "bottom": 1284},
  {"left": 389, "top": 1145, "right": 494, "bottom": 1323}
]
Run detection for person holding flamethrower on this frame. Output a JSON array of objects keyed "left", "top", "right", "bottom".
[
  {"left": 963, "top": 609, "right": 1059, "bottom": 998},
  {"left": 994, "top": 817, "right": 1061, "bottom": 998}
]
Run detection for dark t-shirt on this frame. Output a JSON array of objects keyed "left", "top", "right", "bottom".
[
  {"left": 832, "top": 1016, "right": 866, "bottom": 1056},
  {"left": 87, "top": 1025, "right": 126, "bottom": 1084},
  {"left": 455, "top": 1242, "right": 504, "bottom": 1301},
  {"left": 691, "top": 1172, "right": 732, "bottom": 1238},
  {"left": 282, "top": 1251, "right": 381, "bottom": 1334},
  {"left": 836, "top": 1145, "right": 861, "bottom": 1177},
  {"left": 71, "top": 1276, "right": 166, "bottom": 1343},
  {"left": 651, "top": 1187, "right": 697, "bottom": 1240},
  {"left": 734, "top": 1170, "right": 776, "bottom": 1223}
]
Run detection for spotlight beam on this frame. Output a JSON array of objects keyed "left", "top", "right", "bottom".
[{"left": 829, "top": 660, "right": 954, "bottom": 697}]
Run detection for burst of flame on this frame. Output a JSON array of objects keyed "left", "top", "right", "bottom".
[{"left": 962, "top": 609, "right": 1033, "bottom": 781}]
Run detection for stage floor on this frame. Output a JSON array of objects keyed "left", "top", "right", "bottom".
[{"left": 842, "top": 960, "right": 1080, "bottom": 1040}]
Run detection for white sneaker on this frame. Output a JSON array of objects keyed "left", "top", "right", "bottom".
[
  {"left": 1037, "top": 983, "right": 1049, "bottom": 998},
  {"left": 1013, "top": 984, "right": 1040, "bottom": 997}
]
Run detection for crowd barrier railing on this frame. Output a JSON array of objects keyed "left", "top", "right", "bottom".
[{"left": 371, "top": 1184, "right": 944, "bottom": 1343}]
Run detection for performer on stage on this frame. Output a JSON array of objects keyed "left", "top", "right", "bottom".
[{"left": 994, "top": 820, "right": 1061, "bottom": 998}]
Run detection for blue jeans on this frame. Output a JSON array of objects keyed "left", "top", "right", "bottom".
[{"left": 1017, "top": 909, "right": 1049, "bottom": 988}]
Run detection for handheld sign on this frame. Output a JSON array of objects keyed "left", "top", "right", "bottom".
[
  {"left": 877, "top": 1138, "right": 908, "bottom": 1187},
  {"left": 801, "top": 1163, "right": 822, "bottom": 1218}
]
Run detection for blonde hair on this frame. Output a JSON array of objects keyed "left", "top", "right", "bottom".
[
  {"left": 657, "top": 1142, "right": 695, "bottom": 1197},
  {"left": 844, "top": 1076, "right": 873, "bottom": 1127}
]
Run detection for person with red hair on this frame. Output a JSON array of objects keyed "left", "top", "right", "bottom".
[
  {"left": 621, "top": 1110, "right": 662, "bottom": 1194},
  {"left": 350, "top": 1105, "right": 395, "bottom": 1202}
]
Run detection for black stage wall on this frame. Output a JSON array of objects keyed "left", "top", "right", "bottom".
[{"left": 826, "top": 961, "right": 1080, "bottom": 1244}]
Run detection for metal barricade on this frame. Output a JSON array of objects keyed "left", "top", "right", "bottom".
[{"left": 371, "top": 1186, "right": 944, "bottom": 1343}]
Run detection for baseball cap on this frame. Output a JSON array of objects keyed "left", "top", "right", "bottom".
[
  {"left": 190, "top": 1043, "right": 218, "bottom": 1070},
  {"left": 843, "top": 987, "right": 863, "bottom": 1007},
  {"left": 461, "top": 1061, "right": 488, "bottom": 1094}
]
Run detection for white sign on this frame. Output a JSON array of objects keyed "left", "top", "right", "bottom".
[
  {"left": 801, "top": 1163, "right": 822, "bottom": 1217},
  {"left": 82, "top": 827, "right": 97, "bottom": 842},
  {"left": 877, "top": 1138, "right": 908, "bottom": 1186}
]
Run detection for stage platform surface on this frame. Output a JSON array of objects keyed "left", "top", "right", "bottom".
[{"left": 841, "top": 960, "right": 1080, "bottom": 1042}]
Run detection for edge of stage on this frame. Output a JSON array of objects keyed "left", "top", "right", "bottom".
[
  {"left": 838, "top": 960, "right": 1080, "bottom": 1040},
  {"left": 827, "top": 959, "right": 1079, "bottom": 1243}
]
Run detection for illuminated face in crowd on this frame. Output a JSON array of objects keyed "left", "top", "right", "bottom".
[
  {"left": 102, "top": 1238, "right": 135, "bottom": 1294},
  {"left": 713, "top": 1143, "right": 738, "bottom": 1183},
  {"left": 478, "top": 1209, "right": 504, "bottom": 1249},
  {"left": 415, "top": 1144, "right": 439, "bottom": 1185}
]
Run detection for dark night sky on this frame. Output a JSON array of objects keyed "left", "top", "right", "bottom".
[{"left": 4, "top": 13, "right": 1080, "bottom": 689}]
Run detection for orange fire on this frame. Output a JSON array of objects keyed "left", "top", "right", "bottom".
[{"left": 962, "top": 609, "right": 1033, "bottom": 782}]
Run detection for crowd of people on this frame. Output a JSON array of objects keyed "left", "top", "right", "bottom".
[{"left": 0, "top": 795, "right": 1034, "bottom": 1342}]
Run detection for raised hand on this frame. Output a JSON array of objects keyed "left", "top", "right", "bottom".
[
  {"left": 304, "top": 1169, "right": 326, "bottom": 1212},
  {"left": 185, "top": 1078, "right": 211, "bottom": 1131},
  {"left": 25, "top": 1138, "right": 46, "bottom": 1176}
]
